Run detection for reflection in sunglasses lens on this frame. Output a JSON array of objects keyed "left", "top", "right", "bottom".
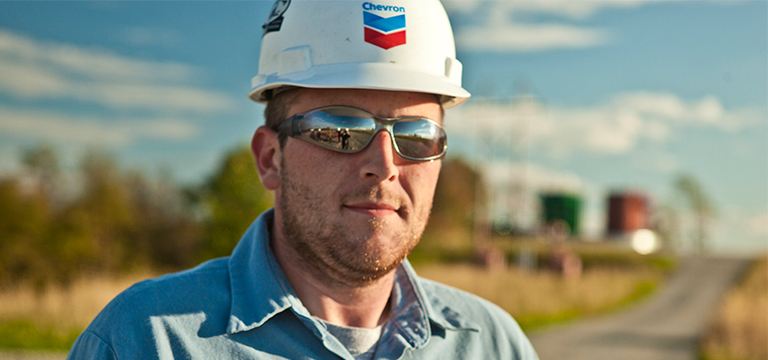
[
  {"left": 393, "top": 121, "right": 445, "bottom": 159},
  {"left": 296, "top": 109, "right": 445, "bottom": 159},
  {"left": 303, "top": 127, "right": 375, "bottom": 151},
  {"left": 301, "top": 114, "right": 375, "bottom": 151}
]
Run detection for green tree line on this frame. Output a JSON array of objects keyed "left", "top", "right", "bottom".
[{"left": 0, "top": 144, "right": 479, "bottom": 289}]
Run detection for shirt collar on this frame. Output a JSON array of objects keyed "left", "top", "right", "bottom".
[
  {"left": 226, "top": 209, "right": 479, "bottom": 339},
  {"left": 226, "top": 209, "right": 301, "bottom": 333},
  {"left": 394, "top": 261, "right": 480, "bottom": 336}
]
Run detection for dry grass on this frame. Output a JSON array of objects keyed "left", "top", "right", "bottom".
[
  {"left": 415, "top": 264, "right": 661, "bottom": 329},
  {"left": 0, "top": 262, "right": 663, "bottom": 348},
  {"left": 0, "top": 272, "right": 155, "bottom": 330},
  {"left": 700, "top": 257, "right": 768, "bottom": 360}
]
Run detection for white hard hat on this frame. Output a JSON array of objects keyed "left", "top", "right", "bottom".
[{"left": 249, "top": 0, "right": 471, "bottom": 109}]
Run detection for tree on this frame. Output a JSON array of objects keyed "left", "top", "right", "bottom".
[
  {"left": 69, "top": 150, "right": 138, "bottom": 271},
  {"left": 22, "top": 143, "right": 60, "bottom": 202},
  {"left": 418, "top": 158, "right": 485, "bottom": 258},
  {"left": 0, "top": 178, "right": 52, "bottom": 289},
  {"left": 198, "top": 145, "right": 273, "bottom": 261},
  {"left": 673, "top": 174, "right": 716, "bottom": 252},
  {"left": 125, "top": 171, "right": 201, "bottom": 270}
]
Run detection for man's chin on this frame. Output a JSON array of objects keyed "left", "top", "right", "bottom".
[
  {"left": 333, "top": 233, "right": 416, "bottom": 279},
  {"left": 339, "top": 254, "right": 407, "bottom": 284}
]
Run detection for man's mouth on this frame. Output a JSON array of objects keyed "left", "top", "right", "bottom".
[{"left": 343, "top": 202, "right": 400, "bottom": 217}]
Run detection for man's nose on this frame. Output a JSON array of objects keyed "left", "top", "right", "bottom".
[{"left": 358, "top": 130, "right": 399, "bottom": 182}]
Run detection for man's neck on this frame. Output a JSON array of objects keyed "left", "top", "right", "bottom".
[{"left": 270, "top": 231, "right": 395, "bottom": 329}]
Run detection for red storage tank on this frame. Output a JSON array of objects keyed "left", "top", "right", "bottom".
[{"left": 607, "top": 192, "right": 649, "bottom": 236}]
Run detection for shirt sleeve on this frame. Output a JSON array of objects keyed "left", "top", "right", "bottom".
[{"left": 67, "top": 331, "right": 118, "bottom": 360}]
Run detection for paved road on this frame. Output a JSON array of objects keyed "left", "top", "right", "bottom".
[{"left": 528, "top": 256, "right": 749, "bottom": 360}]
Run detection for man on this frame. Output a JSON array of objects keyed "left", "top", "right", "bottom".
[{"left": 68, "top": 1, "right": 539, "bottom": 359}]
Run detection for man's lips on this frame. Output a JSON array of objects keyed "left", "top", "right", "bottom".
[{"left": 343, "top": 202, "right": 400, "bottom": 217}]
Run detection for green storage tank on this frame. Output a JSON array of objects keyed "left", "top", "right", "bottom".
[{"left": 540, "top": 193, "right": 582, "bottom": 236}]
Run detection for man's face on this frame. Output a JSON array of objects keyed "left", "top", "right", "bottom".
[{"left": 274, "top": 88, "right": 442, "bottom": 287}]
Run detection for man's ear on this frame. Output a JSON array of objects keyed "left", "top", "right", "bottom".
[{"left": 251, "top": 126, "right": 281, "bottom": 190}]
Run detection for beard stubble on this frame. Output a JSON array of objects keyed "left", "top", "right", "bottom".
[{"left": 278, "top": 158, "right": 431, "bottom": 287}]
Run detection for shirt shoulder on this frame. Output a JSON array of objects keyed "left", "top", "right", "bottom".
[
  {"left": 70, "top": 258, "right": 232, "bottom": 359},
  {"left": 416, "top": 276, "right": 539, "bottom": 360},
  {"left": 417, "top": 276, "right": 513, "bottom": 325},
  {"left": 107, "top": 257, "right": 231, "bottom": 317}
]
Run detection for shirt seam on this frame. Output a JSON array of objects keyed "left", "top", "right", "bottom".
[
  {"left": 392, "top": 264, "right": 430, "bottom": 348},
  {"left": 263, "top": 233, "right": 293, "bottom": 302},
  {"left": 228, "top": 211, "right": 295, "bottom": 333},
  {"left": 414, "top": 277, "right": 482, "bottom": 332},
  {"left": 81, "top": 330, "right": 120, "bottom": 360}
]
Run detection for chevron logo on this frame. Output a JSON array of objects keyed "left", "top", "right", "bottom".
[{"left": 362, "top": 4, "right": 406, "bottom": 50}]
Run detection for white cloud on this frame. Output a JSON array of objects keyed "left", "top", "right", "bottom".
[
  {"left": 0, "top": 106, "right": 198, "bottom": 146},
  {"left": 76, "top": 83, "right": 236, "bottom": 113},
  {"left": 120, "top": 27, "right": 186, "bottom": 48},
  {"left": 445, "top": 91, "right": 764, "bottom": 158},
  {"left": 0, "top": 60, "right": 67, "bottom": 97},
  {"left": 0, "top": 31, "right": 190, "bottom": 81},
  {"left": 443, "top": 0, "right": 675, "bottom": 19},
  {"left": 611, "top": 92, "right": 762, "bottom": 131},
  {"left": 483, "top": 161, "right": 584, "bottom": 192},
  {"left": 442, "top": 0, "right": 679, "bottom": 52},
  {"left": 0, "top": 30, "right": 235, "bottom": 112},
  {"left": 456, "top": 23, "right": 609, "bottom": 52}
]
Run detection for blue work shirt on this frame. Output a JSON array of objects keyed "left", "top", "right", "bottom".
[{"left": 68, "top": 210, "right": 539, "bottom": 360}]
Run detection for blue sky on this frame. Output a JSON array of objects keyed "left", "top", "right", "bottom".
[{"left": 0, "top": 0, "right": 765, "bottom": 254}]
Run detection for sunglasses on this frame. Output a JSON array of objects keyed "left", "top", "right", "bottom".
[{"left": 275, "top": 106, "right": 447, "bottom": 161}]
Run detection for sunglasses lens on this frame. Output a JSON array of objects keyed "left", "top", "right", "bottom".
[
  {"left": 292, "top": 107, "right": 446, "bottom": 160},
  {"left": 299, "top": 110, "right": 375, "bottom": 151},
  {"left": 393, "top": 120, "right": 446, "bottom": 159}
]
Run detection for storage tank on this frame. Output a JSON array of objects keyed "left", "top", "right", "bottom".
[
  {"left": 607, "top": 192, "right": 649, "bottom": 236},
  {"left": 540, "top": 193, "right": 582, "bottom": 236}
]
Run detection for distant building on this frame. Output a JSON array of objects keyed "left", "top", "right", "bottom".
[
  {"left": 540, "top": 193, "right": 582, "bottom": 237},
  {"left": 607, "top": 191, "right": 650, "bottom": 237}
]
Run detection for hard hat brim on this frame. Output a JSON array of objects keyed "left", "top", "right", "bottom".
[{"left": 249, "top": 62, "right": 471, "bottom": 109}]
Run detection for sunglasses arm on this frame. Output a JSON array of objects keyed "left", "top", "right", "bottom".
[{"left": 275, "top": 116, "right": 302, "bottom": 136}]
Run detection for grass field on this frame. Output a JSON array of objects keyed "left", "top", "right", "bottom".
[
  {"left": 700, "top": 257, "right": 767, "bottom": 360},
  {"left": 0, "top": 248, "right": 667, "bottom": 351},
  {"left": 415, "top": 263, "right": 662, "bottom": 330},
  {"left": 0, "top": 272, "right": 154, "bottom": 350}
]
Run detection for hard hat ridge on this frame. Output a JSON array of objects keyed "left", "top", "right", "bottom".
[{"left": 249, "top": 0, "right": 471, "bottom": 109}]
